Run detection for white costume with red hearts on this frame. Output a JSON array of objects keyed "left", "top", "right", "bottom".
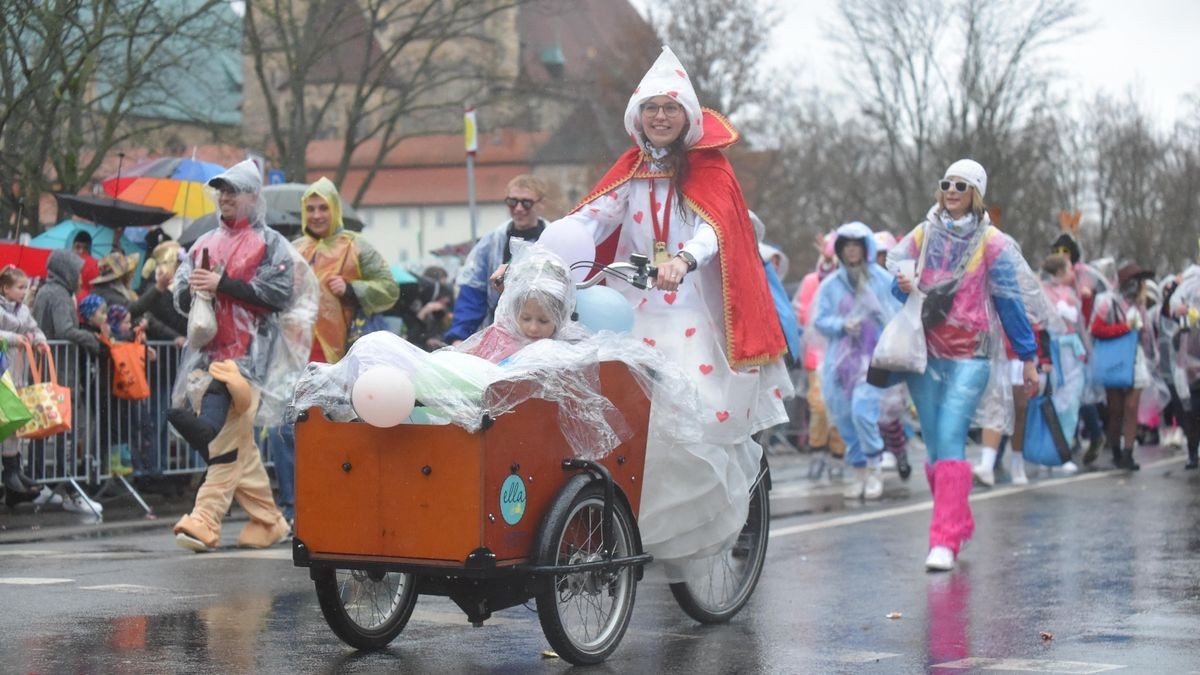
[{"left": 555, "top": 47, "right": 791, "bottom": 575}]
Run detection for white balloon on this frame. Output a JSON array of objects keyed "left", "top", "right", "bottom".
[
  {"left": 538, "top": 220, "right": 596, "bottom": 282},
  {"left": 352, "top": 366, "right": 416, "bottom": 427}
]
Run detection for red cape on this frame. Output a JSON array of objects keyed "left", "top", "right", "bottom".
[{"left": 574, "top": 110, "right": 785, "bottom": 367}]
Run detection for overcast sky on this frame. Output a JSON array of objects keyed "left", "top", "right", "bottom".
[{"left": 634, "top": 0, "right": 1200, "bottom": 128}]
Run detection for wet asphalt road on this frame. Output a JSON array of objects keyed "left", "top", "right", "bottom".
[{"left": 2, "top": 453, "right": 1199, "bottom": 673}]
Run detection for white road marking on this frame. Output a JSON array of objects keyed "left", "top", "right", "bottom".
[
  {"left": 79, "top": 584, "right": 166, "bottom": 593},
  {"left": 835, "top": 650, "right": 902, "bottom": 663},
  {"left": 0, "top": 549, "right": 60, "bottom": 557},
  {"left": 770, "top": 456, "right": 1182, "bottom": 540},
  {"left": 0, "top": 577, "right": 74, "bottom": 585},
  {"left": 935, "top": 656, "right": 1125, "bottom": 673}
]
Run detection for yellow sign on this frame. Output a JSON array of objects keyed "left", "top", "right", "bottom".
[{"left": 464, "top": 108, "right": 478, "bottom": 154}]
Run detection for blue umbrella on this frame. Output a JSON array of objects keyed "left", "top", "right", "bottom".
[
  {"left": 391, "top": 264, "right": 418, "bottom": 284},
  {"left": 28, "top": 220, "right": 142, "bottom": 258}
]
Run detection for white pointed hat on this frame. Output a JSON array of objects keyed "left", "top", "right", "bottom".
[{"left": 624, "top": 46, "right": 705, "bottom": 149}]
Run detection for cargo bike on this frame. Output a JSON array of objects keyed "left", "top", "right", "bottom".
[{"left": 292, "top": 257, "right": 773, "bottom": 665}]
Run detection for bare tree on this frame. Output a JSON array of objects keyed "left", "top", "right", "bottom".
[
  {"left": 1158, "top": 95, "right": 1200, "bottom": 271},
  {"left": 834, "top": 0, "right": 949, "bottom": 223},
  {"left": 645, "top": 0, "right": 778, "bottom": 122},
  {"left": 243, "top": 0, "right": 524, "bottom": 206},
  {"left": 834, "top": 0, "right": 1087, "bottom": 240},
  {"left": 1088, "top": 95, "right": 1165, "bottom": 266},
  {"left": 0, "top": 0, "right": 231, "bottom": 233}
]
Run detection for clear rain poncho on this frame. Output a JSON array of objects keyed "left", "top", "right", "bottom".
[
  {"left": 887, "top": 206, "right": 1039, "bottom": 435},
  {"left": 1171, "top": 265, "right": 1200, "bottom": 391},
  {"left": 287, "top": 246, "right": 702, "bottom": 459},
  {"left": 456, "top": 245, "right": 589, "bottom": 362},
  {"left": 173, "top": 159, "right": 320, "bottom": 426},
  {"left": 287, "top": 329, "right": 710, "bottom": 460}
]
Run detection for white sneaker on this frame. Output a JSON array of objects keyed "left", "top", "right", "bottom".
[
  {"left": 1059, "top": 461, "right": 1079, "bottom": 476},
  {"left": 1011, "top": 464, "right": 1029, "bottom": 486},
  {"left": 32, "top": 487, "right": 63, "bottom": 506},
  {"left": 972, "top": 464, "right": 995, "bottom": 487},
  {"left": 925, "top": 546, "right": 955, "bottom": 571},
  {"left": 880, "top": 452, "right": 898, "bottom": 470},
  {"left": 1166, "top": 427, "right": 1185, "bottom": 448},
  {"left": 843, "top": 478, "right": 865, "bottom": 500},
  {"left": 863, "top": 470, "right": 883, "bottom": 500},
  {"left": 63, "top": 493, "right": 103, "bottom": 515}
]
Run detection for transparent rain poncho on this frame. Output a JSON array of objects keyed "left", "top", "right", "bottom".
[
  {"left": 973, "top": 240, "right": 1066, "bottom": 434},
  {"left": 887, "top": 207, "right": 1039, "bottom": 434},
  {"left": 287, "top": 245, "right": 708, "bottom": 459},
  {"left": 456, "top": 245, "right": 589, "bottom": 363},
  {"left": 287, "top": 328, "right": 711, "bottom": 460},
  {"left": 172, "top": 159, "right": 320, "bottom": 426},
  {"left": 1171, "top": 265, "right": 1200, "bottom": 390},
  {"left": 813, "top": 223, "right": 901, "bottom": 418}
]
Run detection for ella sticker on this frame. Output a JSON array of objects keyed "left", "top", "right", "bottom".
[{"left": 500, "top": 475, "right": 526, "bottom": 525}]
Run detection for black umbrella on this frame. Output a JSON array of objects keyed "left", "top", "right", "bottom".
[
  {"left": 178, "top": 209, "right": 304, "bottom": 247},
  {"left": 54, "top": 193, "right": 174, "bottom": 228}
]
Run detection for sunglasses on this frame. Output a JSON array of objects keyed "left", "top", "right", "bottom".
[
  {"left": 505, "top": 197, "right": 539, "bottom": 210},
  {"left": 939, "top": 180, "right": 971, "bottom": 193}
]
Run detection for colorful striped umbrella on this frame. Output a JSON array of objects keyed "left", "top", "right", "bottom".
[
  {"left": 102, "top": 157, "right": 226, "bottom": 196},
  {"left": 110, "top": 176, "right": 216, "bottom": 219}
]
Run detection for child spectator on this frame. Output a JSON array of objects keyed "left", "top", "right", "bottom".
[
  {"left": 103, "top": 304, "right": 156, "bottom": 477},
  {"left": 0, "top": 265, "right": 53, "bottom": 506},
  {"left": 79, "top": 294, "right": 131, "bottom": 477}
]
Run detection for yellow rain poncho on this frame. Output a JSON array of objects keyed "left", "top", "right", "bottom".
[{"left": 292, "top": 178, "right": 399, "bottom": 363}]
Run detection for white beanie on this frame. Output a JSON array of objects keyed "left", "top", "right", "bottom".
[{"left": 944, "top": 159, "right": 987, "bottom": 197}]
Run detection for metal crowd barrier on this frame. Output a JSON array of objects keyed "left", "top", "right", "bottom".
[{"left": 16, "top": 340, "right": 284, "bottom": 517}]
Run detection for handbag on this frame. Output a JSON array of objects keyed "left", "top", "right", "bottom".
[
  {"left": 0, "top": 371, "right": 33, "bottom": 442},
  {"left": 920, "top": 222, "right": 989, "bottom": 330},
  {"left": 870, "top": 231, "right": 931, "bottom": 377},
  {"left": 1023, "top": 375, "right": 1072, "bottom": 466},
  {"left": 16, "top": 342, "right": 72, "bottom": 439},
  {"left": 187, "top": 289, "right": 217, "bottom": 348},
  {"left": 101, "top": 334, "right": 151, "bottom": 401},
  {"left": 1090, "top": 329, "right": 1138, "bottom": 389}
]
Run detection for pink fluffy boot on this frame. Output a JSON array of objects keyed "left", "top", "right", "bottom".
[{"left": 926, "top": 460, "right": 975, "bottom": 571}]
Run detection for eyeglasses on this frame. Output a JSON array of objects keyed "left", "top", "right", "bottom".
[
  {"left": 939, "top": 180, "right": 970, "bottom": 193},
  {"left": 505, "top": 197, "right": 540, "bottom": 210},
  {"left": 640, "top": 102, "right": 684, "bottom": 119}
]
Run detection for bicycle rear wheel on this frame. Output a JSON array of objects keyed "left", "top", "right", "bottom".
[{"left": 669, "top": 472, "right": 769, "bottom": 623}]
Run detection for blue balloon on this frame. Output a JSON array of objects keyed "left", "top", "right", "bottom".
[{"left": 575, "top": 286, "right": 634, "bottom": 334}]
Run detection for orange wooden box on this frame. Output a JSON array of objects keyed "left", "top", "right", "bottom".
[{"left": 294, "top": 362, "right": 650, "bottom": 568}]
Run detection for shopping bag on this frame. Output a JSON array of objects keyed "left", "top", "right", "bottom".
[
  {"left": 102, "top": 335, "right": 151, "bottom": 401},
  {"left": 1023, "top": 379, "right": 1072, "bottom": 466},
  {"left": 1090, "top": 330, "right": 1138, "bottom": 389},
  {"left": 870, "top": 289, "right": 928, "bottom": 375},
  {"left": 16, "top": 342, "right": 71, "bottom": 439},
  {"left": 187, "top": 289, "right": 217, "bottom": 349},
  {"left": 0, "top": 371, "right": 32, "bottom": 442}
]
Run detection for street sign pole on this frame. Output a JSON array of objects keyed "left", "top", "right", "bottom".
[{"left": 465, "top": 106, "right": 479, "bottom": 242}]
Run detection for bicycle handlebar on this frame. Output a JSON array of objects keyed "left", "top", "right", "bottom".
[{"left": 573, "top": 254, "right": 658, "bottom": 290}]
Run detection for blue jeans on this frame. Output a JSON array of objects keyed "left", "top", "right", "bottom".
[
  {"left": 906, "top": 357, "right": 990, "bottom": 462},
  {"left": 266, "top": 424, "right": 295, "bottom": 520}
]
